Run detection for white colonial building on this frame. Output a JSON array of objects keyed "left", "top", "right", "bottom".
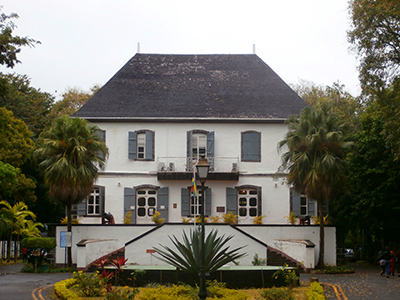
[{"left": 56, "top": 54, "right": 336, "bottom": 270}]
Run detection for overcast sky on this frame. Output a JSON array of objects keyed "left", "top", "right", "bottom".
[{"left": 0, "top": 0, "right": 360, "bottom": 100}]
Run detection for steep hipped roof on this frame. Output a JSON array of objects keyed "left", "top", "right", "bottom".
[{"left": 74, "top": 54, "right": 307, "bottom": 120}]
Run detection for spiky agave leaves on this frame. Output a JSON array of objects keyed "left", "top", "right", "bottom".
[{"left": 153, "top": 229, "right": 246, "bottom": 277}]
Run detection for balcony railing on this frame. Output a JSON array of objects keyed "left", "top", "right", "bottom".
[{"left": 156, "top": 157, "right": 239, "bottom": 173}]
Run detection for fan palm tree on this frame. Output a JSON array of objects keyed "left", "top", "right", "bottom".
[
  {"left": 34, "top": 116, "right": 108, "bottom": 267},
  {"left": 0, "top": 201, "right": 37, "bottom": 262},
  {"left": 278, "top": 103, "right": 352, "bottom": 268}
]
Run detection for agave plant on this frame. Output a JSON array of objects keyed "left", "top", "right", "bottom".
[{"left": 153, "top": 229, "right": 246, "bottom": 277}]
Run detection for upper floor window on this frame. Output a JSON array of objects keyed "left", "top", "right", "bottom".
[
  {"left": 128, "top": 130, "right": 154, "bottom": 161},
  {"left": 187, "top": 130, "right": 214, "bottom": 170},
  {"left": 241, "top": 131, "right": 261, "bottom": 162}
]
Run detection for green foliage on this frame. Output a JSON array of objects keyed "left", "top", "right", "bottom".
[
  {"left": 105, "top": 286, "right": 138, "bottom": 300},
  {"left": 21, "top": 237, "right": 56, "bottom": 251},
  {"left": 348, "top": 0, "right": 400, "bottom": 92},
  {"left": 278, "top": 103, "right": 353, "bottom": 267},
  {"left": 73, "top": 270, "right": 107, "bottom": 297},
  {"left": 54, "top": 278, "right": 80, "bottom": 300},
  {"left": 0, "top": 73, "right": 54, "bottom": 137},
  {"left": 0, "top": 107, "right": 35, "bottom": 167},
  {"left": 259, "top": 287, "right": 294, "bottom": 300},
  {"left": 272, "top": 265, "right": 299, "bottom": 288},
  {"left": 221, "top": 211, "right": 238, "bottom": 224},
  {"left": 0, "top": 9, "right": 39, "bottom": 68},
  {"left": 252, "top": 253, "right": 266, "bottom": 266},
  {"left": 319, "top": 265, "right": 354, "bottom": 274},
  {"left": 154, "top": 229, "right": 246, "bottom": 277},
  {"left": 48, "top": 86, "right": 99, "bottom": 120},
  {"left": 139, "top": 284, "right": 195, "bottom": 300},
  {"left": 35, "top": 116, "right": 108, "bottom": 206},
  {"left": 285, "top": 212, "right": 299, "bottom": 225},
  {"left": 306, "top": 282, "right": 325, "bottom": 300},
  {"left": 139, "top": 281, "right": 248, "bottom": 300},
  {"left": 0, "top": 161, "right": 18, "bottom": 198},
  {"left": 152, "top": 211, "right": 165, "bottom": 225}
]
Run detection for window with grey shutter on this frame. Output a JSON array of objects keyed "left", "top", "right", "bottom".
[
  {"left": 157, "top": 187, "right": 169, "bottom": 222},
  {"left": 124, "top": 187, "right": 136, "bottom": 224},
  {"left": 205, "top": 188, "right": 212, "bottom": 216},
  {"left": 77, "top": 199, "right": 86, "bottom": 216},
  {"left": 99, "top": 186, "right": 105, "bottom": 215},
  {"left": 181, "top": 188, "right": 191, "bottom": 216},
  {"left": 145, "top": 131, "right": 154, "bottom": 160},
  {"left": 290, "top": 188, "right": 301, "bottom": 216},
  {"left": 129, "top": 130, "right": 154, "bottom": 161},
  {"left": 207, "top": 131, "right": 215, "bottom": 170},
  {"left": 128, "top": 131, "right": 137, "bottom": 159},
  {"left": 226, "top": 187, "right": 237, "bottom": 215},
  {"left": 241, "top": 131, "right": 261, "bottom": 162},
  {"left": 308, "top": 199, "right": 315, "bottom": 217}
]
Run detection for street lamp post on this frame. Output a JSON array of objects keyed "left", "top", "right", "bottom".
[{"left": 196, "top": 155, "right": 210, "bottom": 300}]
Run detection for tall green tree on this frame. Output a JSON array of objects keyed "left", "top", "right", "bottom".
[
  {"left": 34, "top": 116, "right": 108, "bottom": 266},
  {"left": 278, "top": 104, "right": 352, "bottom": 268},
  {"left": 0, "top": 74, "right": 54, "bottom": 137},
  {"left": 48, "top": 86, "right": 100, "bottom": 120},
  {"left": 348, "top": 0, "right": 400, "bottom": 92},
  {"left": 0, "top": 201, "right": 36, "bottom": 261},
  {"left": 0, "top": 9, "right": 38, "bottom": 69}
]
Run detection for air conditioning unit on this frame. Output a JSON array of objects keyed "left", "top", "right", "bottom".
[
  {"left": 232, "top": 163, "right": 238, "bottom": 172},
  {"left": 168, "top": 162, "right": 175, "bottom": 172},
  {"left": 158, "top": 162, "right": 166, "bottom": 172}
]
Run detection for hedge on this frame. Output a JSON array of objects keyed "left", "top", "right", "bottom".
[{"left": 54, "top": 278, "right": 80, "bottom": 300}]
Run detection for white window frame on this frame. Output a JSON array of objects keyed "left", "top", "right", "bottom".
[
  {"left": 136, "top": 188, "right": 157, "bottom": 221},
  {"left": 238, "top": 188, "right": 259, "bottom": 218},
  {"left": 87, "top": 188, "right": 101, "bottom": 216}
]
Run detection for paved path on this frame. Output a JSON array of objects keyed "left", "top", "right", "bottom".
[
  {"left": 0, "top": 263, "right": 72, "bottom": 300},
  {"left": 301, "top": 262, "right": 400, "bottom": 300}
]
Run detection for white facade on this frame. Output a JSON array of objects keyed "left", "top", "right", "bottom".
[{"left": 77, "top": 121, "right": 297, "bottom": 225}]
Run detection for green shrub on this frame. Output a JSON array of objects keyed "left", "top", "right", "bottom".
[
  {"left": 139, "top": 284, "right": 195, "bottom": 300},
  {"left": 206, "top": 280, "right": 248, "bottom": 299},
  {"left": 54, "top": 278, "right": 80, "bottom": 300},
  {"left": 106, "top": 286, "right": 139, "bottom": 300},
  {"left": 21, "top": 237, "right": 56, "bottom": 251},
  {"left": 260, "top": 287, "right": 294, "bottom": 300},
  {"left": 73, "top": 270, "right": 107, "bottom": 297},
  {"left": 272, "top": 265, "right": 299, "bottom": 287},
  {"left": 306, "top": 282, "right": 325, "bottom": 300}
]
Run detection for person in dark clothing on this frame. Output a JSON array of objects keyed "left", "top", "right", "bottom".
[{"left": 379, "top": 247, "right": 392, "bottom": 278}]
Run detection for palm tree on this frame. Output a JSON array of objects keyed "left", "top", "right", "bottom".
[
  {"left": 154, "top": 229, "right": 246, "bottom": 279},
  {"left": 278, "top": 103, "right": 352, "bottom": 268},
  {"left": 34, "top": 116, "right": 108, "bottom": 267},
  {"left": 0, "top": 201, "right": 37, "bottom": 262}
]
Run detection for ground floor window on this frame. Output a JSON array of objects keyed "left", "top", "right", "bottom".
[
  {"left": 87, "top": 188, "right": 101, "bottom": 215},
  {"left": 238, "top": 188, "right": 259, "bottom": 217},
  {"left": 137, "top": 188, "right": 157, "bottom": 222},
  {"left": 190, "top": 189, "right": 204, "bottom": 216}
]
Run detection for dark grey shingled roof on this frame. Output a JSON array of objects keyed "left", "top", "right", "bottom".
[{"left": 74, "top": 54, "right": 307, "bottom": 120}]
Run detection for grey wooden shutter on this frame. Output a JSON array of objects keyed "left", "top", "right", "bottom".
[
  {"left": 290, "top": 188, "right": 301, "bottom": 217},
  {"left": 181, "top": 188, "right": 190, "bottom": 217},
  {"left": 128, "top": 131, "right": 137, "bottom": 160},
  {"left": 207, "top": 131, "right": 215, "bottom": 170},
  {"left": 77, "top": 198, "right": 86, "bottom": 216},
  {"left": 96, "top": 130, "right": 106, "bottom": 160},
  {"left": 242, "top": 131, "right": 261, "bottom": 162},
  {"left": 99, "top": 186, "right": 105, "bottom": 215},
  {"left": 308, "top": 199, "right": 315, "bottom": 217},
  {"left": 226, "top": 187, "right": 237, "bottom": 215},
  {"left": 257, "top": 186, "right": 262, "bottom": 216},
  {"left": 187, "top": 131, "right": 193, "bottom": 171},
  {"left": 205, "top": 188, "right": 212, "bottom": 217},
  {"left": 157, "top": 187, "right": 169, "bottom": 222},
  {"left": 124, "top": 187, "right": 136, "bottom": 224},
  {"left": 145, "top": 131, "right": 154, "bottom": 160}
]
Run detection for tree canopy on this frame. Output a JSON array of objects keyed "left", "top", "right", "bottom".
[
  {"left": 348, "top": 0, "right": 400, "bottom": 92},
  {"left": 0, "top": 9, "right": 38, "bottom": 68},
  {"left": 279, "top": 103, "right": 353, "bottom": 267},
  {"left": 0, "top": 107, "right": 34, "bottom": 167}
]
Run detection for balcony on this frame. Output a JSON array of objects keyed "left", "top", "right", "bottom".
[{"left": 156, "top": 157, "right": 239, "bottom": 181}]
